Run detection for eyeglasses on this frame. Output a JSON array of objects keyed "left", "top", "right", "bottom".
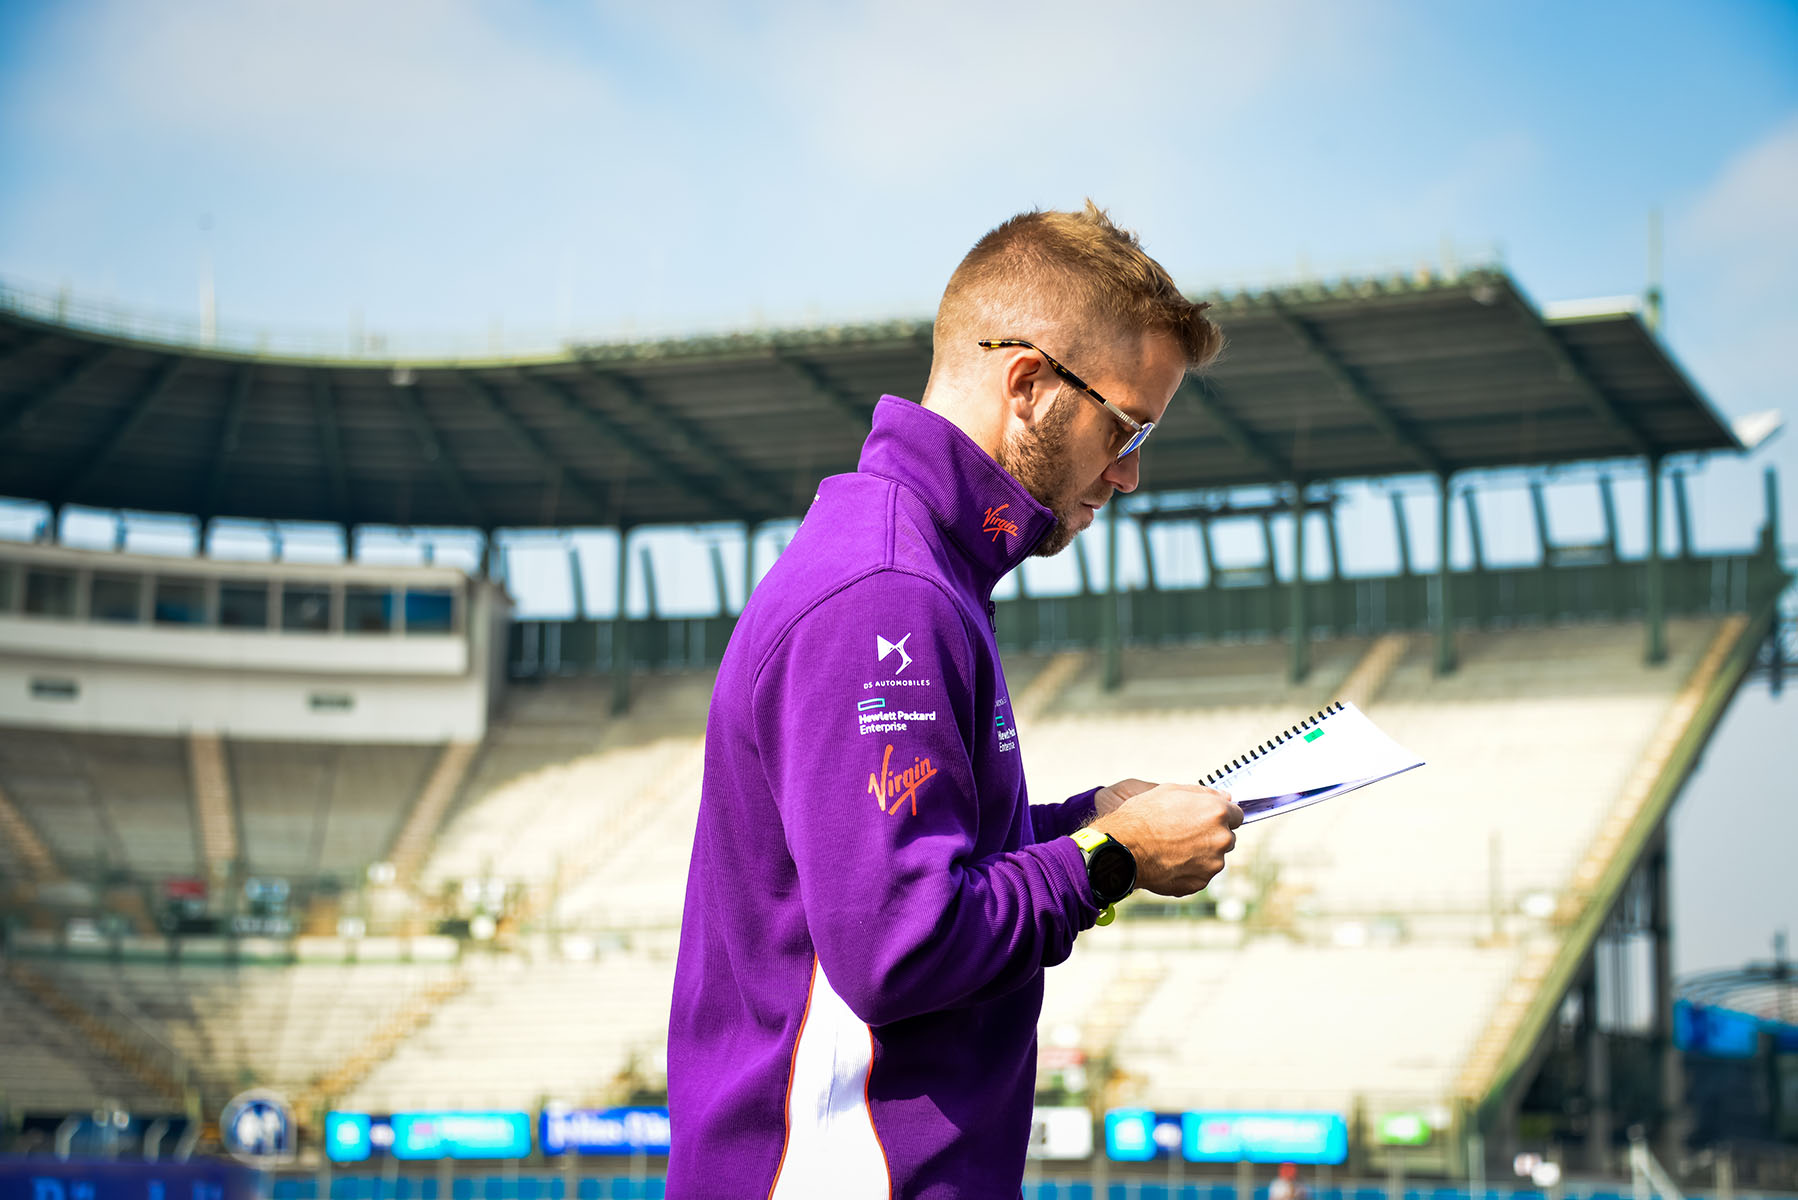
[{"left": 978, "top": 337, "right": 1155, "bottom": 459}]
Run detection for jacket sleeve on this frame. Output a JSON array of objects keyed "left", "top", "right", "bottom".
[
  {"left": 753, "top": 570, "right": 1098, "bottom": 1028},
  {"left": 1029, "top": 788, "right": 1103, "bottom": 844}
]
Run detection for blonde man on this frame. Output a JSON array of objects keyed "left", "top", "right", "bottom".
[{"left": 669, "top": 203, "right": 1242, "bottom": 1198}]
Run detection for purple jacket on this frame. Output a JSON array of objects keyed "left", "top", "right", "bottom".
[{"left": 667, "top": 397, "right": 1105, "bottom": 1198}]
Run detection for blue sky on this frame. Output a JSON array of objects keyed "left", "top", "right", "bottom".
[{"left": 1, "top": 0, "right": 1794, "bottom": 974}]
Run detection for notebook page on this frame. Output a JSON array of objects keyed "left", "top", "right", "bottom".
[{"left": 1210, "top": 702, "right": 1424, "bottom": 823}]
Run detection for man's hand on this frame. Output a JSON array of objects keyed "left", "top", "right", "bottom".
[
  {"left": 1093, "top": 777, "right": 1154, "bottom": 820},
  {"left": 1089, "top": 783, "right": 1242, "bottom": 897}
]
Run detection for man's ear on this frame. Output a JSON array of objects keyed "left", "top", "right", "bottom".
[{"left": 1001, "top": 350, "right": 1049, "bottom": 424}]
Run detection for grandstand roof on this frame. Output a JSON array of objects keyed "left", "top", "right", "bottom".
[{"left": 0, "top": 267, "right": 1741, "bottom": 531}]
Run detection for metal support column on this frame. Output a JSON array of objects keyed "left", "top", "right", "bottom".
[
  {"left": 1102, "top": 500, "right": 1121, "bottom": 692},
  {"left": 710, "top": 542, "right": 731, "bottom": 617},
  {"left": 1764, "top": 466, "right": 1782, "bottom": 559},
  {"left": 1324, "top": 500, "right": 1344, "bottom": 636},
  {"left": 1530, "top": 480, "right": 1554, "bottom": 621},
  {"left": 1389, "top": 492, "right": 1414, "bottom": 628},
  {"left": 480, "top": 529, "right": 499, "bottom": 580},
  {"left": 611, "top": 528, "right": 632, "bottom": 715},
  {"left": 1598, "top": 475, "right": 1623, "bottom": 617},
  {"left": 742, "top": 521, "right": 757, "bottom": 612},
  {"left": 1289, "top": 484, "right": 1310, "bottom": 682},
  {"left": 1583, "top": 966, "right": 1613, "bottom": 1172},
  {"left": 639, "top": 545, "right": 659, "bottom": 617},
  {"left": 567, "top": 540, "right": 586, "bottom": 620},
  {"left": 1646, "top": 457, "right": 1667, "bottom": 664},
  {"left": 1260, "top": 514, "right": 1279, "bottom": 637},
  {"left": 1649, "top": 830, "right": 1686, "bottom": 1161},
  {"left": 1435, "top": 475, "right": 1456, "bottom": 675},
  {"left": 1196, "top": 516, "right": 1217, "bottom": 638},
  {"left": 1671, "top": 471, "right": 1693, "bottom": 559},
  {"left": 1135, "top": 515, "right": 1158, "bottom": 591},
  {"left": 1463, "top": 488, "right": 1487, "bottom": 629}
]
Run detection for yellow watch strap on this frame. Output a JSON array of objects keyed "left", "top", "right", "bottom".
[
  {"left": 1071, "top": 827, "right": 1110, "bottom": 853},
  {"left": 1072, "top": 828, "right": 1121, "bottom": 927}
]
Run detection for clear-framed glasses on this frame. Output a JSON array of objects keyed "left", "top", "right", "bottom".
[{"left": 977, "top": 337, "right": 1156, "bottom": 459}]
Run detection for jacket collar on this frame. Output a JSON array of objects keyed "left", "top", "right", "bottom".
[{"left": 857, "top": 396, "right": 1055, "bottom": 583}]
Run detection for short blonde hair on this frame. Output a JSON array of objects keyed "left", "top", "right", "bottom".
[{"left": 932, "top": 200, "right": 1223, "bottom": 371}]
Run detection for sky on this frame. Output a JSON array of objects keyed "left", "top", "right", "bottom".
[{"left": 0, "top": 0, "right": 1793, "bottom": 978}]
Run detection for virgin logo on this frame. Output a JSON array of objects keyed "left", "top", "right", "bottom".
[
  {"left": 982, "top": 504, "right": 1020, "bottom": 543},
  {"left": 866, "top": 743, "right": 938, "bottom": 817}
]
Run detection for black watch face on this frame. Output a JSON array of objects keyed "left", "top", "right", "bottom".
[{"left": 1088, "top": 842, "right": 1135, "bottom": 903}]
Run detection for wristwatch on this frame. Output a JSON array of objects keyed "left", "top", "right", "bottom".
[{"left": 1071, "top": 827, "right": 1136, "bottom": 926}]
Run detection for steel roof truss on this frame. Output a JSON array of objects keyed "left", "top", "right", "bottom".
[
  {"left": 572, "top": 364, "right": 793, "bottom": 516},
  {"left": 775, "top": 353, "right": 873, "bottom": 429},
  {"left": 1181, "top": 378, "right": 1295, "bottom": 481},
  {"left": 0, "top": 346, "right": 118, "bottom": 440},
  {"left": 520, "top": 372, "right": 771, "bottom": 524},
  {"left": 458, "top": 373, "right": 612, "bottom": 523},
  {"left": 200, "top": 365, "right": 255, "bottom": 520},
  {"left": 51, "top": 355, "right": 189, "bottom": 505},
  {"left": 389, "top": 382, "right": 488, "bottom": 528},
  {"left": 1508, "top": 298, "right": 1655, "bottom": 457},
  {"left": 313, "top": 375, "right": 354, "bottom": 526},
  {"left": 0, "top": 333, "right": 44, "bottom": 376},
  {"left": 1273, "top": 307, "right": 1446, "bottom": 476}
]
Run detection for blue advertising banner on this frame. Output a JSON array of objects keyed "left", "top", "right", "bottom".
[
  {"left": 1103, "top": 1109, "right": 1184, "bottom": 1161},
  {"left": 391, "top": 1112, "right": 532, "bottom": 1160},
  {"left": 1, "top": 1158, "right": 257, "bottom": 1200},
  {"left": 1182, "top": 1111, "right": 1349, "bottom": 1164},
  {"left": 324, "top": 1113, "right": 385, "bottom": 1163},
  {"left": 540, "top": 1106, "right": 671, "bottom": 1156},
  {"left": 1675, "top": 999, "right": 1765, "bottom": 1059},
  {"left": 326, "top": 1111, "right": 531, "bottom": 1161}
]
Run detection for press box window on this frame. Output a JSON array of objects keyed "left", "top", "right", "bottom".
[
  {"left": 309, "top": 692, "right": 354, "bottom": 712},
  {"left": 91, "top": 574, "right": 143, "bottom": 623},
  {"left": 24, "top": 568, "right": 77, "bottom": 617},
  {"left": 154, "top": 578, "right": 208, "bottom": 625},
  {"left": 282, "top": 585, "right": 332, "bottom": 632},
  {"left": 219, "top": 582, "right": 271, "bottom": 629},
  {"left": 404, "top": 588, "right": 455, "bottom": 634},
  {"left": 344, "top": 586, "right": 394, "bottom": 633},
  {"left": 0, "top": 563, "right": 18, "bottom": 612}
]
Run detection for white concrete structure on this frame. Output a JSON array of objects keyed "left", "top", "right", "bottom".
[{"left": 0, "top": 542, "right": 508, "bottom": 743}]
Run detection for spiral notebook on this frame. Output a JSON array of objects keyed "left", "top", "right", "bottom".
[{"left": 1202, "top": 700, "right": 1424, "bottom": 823}]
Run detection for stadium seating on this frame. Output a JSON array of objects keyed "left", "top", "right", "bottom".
[
  {"left": 0, "top": 971, "right": 173, "bottom": 1113},
  {"left": 1028, "top": 617, "right": 1727, "bottom": 1113},
  {"left": 21, "top": 956, "right": 461, "bottom": 1104},
  {"left": 0, "top": 616, "right": 1744, "bottom": 1129},
  {"left": 230, "top": 741, "right": 436, "bottom": 884},
  {"left": 0, "top": 730, "right": 197, "bottom": 879},
  {"left": 1104, "top": 938, "right": 1532, "bottom": 1110},
  {"left": 419, "top": 674, "right": 711, "bottom": 923},
  {"left": 345, "top": 945, "right": 676, "bottom": 1111}
]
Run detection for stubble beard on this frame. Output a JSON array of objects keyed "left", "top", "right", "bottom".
[{"left": 996, "top": 390, "right": 1086, "bottom": 558}]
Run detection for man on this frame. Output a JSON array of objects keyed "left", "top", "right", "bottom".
[{"left": 668, "top": 202, "right": 1242, "bottom": 1198}]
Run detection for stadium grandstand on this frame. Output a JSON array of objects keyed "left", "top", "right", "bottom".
[{"left": 0, "top": 265, "right": 1793, "bottom": 1196}]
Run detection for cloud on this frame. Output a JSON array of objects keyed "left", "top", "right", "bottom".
[
  {"left": 1678, "top": 112, "right": 1798, "bottom": 309},
  {"left": 629, "top": 0, "right": 1379, "bottom": 180},
  {"left": 9, "top": 0, "right": 631, "bottom": 169}
]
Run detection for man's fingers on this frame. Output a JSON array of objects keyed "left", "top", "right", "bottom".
[{"left": 1224, "top": 800, "right": 1244, "bottom": 829}]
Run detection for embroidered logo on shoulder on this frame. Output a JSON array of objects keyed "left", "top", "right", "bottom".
[
  {"left": 876, "top": 633, "right": 913, "bottom": 674},
  {"left": 982, "top": 503, "right": 1021, "bottom": 543},
  {"left": 866, "top": 743, "right": 938, "bottom": 817}
]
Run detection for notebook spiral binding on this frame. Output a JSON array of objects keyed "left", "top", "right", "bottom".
[{"left": 1200, "top": 700, "right": 1346, "bottom": 787}]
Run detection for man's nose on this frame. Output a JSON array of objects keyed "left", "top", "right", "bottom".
[{"left": 1103, "top": 451, "right": 1140, "bottom": 494}]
